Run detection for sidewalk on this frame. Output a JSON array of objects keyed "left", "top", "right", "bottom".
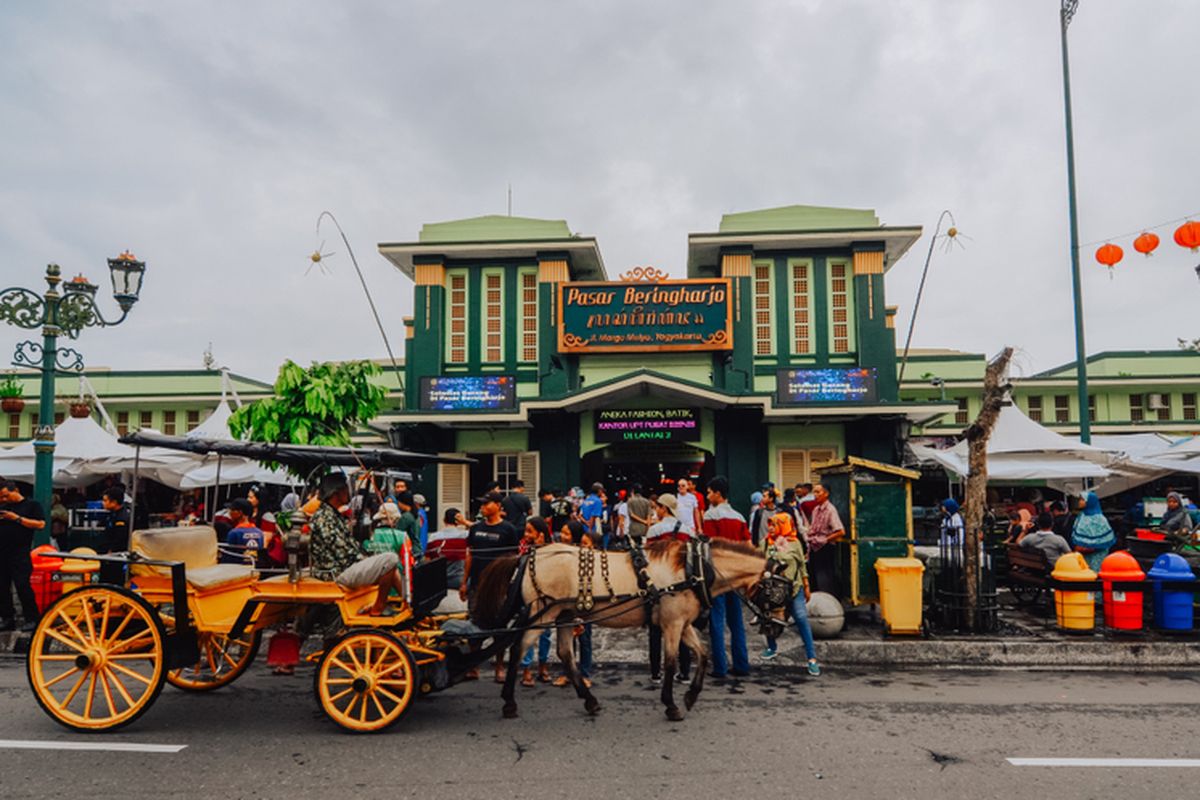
[{"left": 7, "top": 594, "right": 1200, "bottom": 669}]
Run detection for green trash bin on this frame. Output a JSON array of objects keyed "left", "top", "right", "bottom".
[{"left": 875, "top": 557, "right": 925, "bottom": 635}]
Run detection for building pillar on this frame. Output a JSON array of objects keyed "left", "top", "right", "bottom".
[
  {"left": 408, "top": 258, "right": 445, "bottom": 409},
  {"left": 537, "top": 253, "right": 573, "bottom": 397},
  {"left": 717, "top": 248, "right": 754, "bottom": 393},
  {"left": 852, "top": 244, "right": 897, "bottom": 402}
]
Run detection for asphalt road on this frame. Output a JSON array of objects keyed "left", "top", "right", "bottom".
[{"left": 2, "top": 654, "right": 1199, "bottom": 799}]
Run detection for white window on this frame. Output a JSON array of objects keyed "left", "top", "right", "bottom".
[
  {"left": 828, "top": 260, "right": 854, "bottom": 354},
  {"left": 163, "top": 410, "right": 176, "bottom": 435},
  {"left": 519, "top": 269, "right": 538, "bottom": 363},
  {"left": 446, "top": 270, "right": 468, "bottom": 364},
  {"left": 753, "top": 261, "right": 774, "bottom": 356},
  {"left": 790, "top": 260, "right": 814, "bottom": 355},
  {"left": 483, "top": 270, "right": 504, "bottom": 363},
  {"left": 493, "top": 454, "right": 518, "bottom": 492}
]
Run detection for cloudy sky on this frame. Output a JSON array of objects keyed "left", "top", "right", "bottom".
[{"left": 1, "top": 0, "right": 1196, "bottom": 382}]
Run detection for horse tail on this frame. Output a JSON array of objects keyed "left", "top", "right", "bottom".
[{"left": 470, "top": 555, "right": 521, "bottom": 630}]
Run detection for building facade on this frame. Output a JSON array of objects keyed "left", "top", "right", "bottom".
[
  {"left": 378, "top": 205, "right": 952, "bottom": 515},
  {"left": 901, "top": 349, "right": 1200, "bottom": 437}
]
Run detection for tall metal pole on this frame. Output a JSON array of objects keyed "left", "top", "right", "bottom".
[
  {"left": 1060, "top": 0, "right": 1091, "bottom": 443},
  {"left": 31, "top": 266, "right": 63, "bottom": 546}
]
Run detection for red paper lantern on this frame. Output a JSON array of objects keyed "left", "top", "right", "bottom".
[
  {"left": 1095, "top": 243, "right": 1123, "bottom": 269},
  {"left": 1175, "top": 221, "right": 1200, "bottom": 252},
  {"left": 1133, "top": 232, "right": 1160, "bottom": 256}
]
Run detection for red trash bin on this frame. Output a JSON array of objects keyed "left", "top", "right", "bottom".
[
  {"left": 29, "top": 545, "right": 65, "bottom": 613},
  {"left": 1098, "top": 551, "right": 1145, "bottom": 631}
]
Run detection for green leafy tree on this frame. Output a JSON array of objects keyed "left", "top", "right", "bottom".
[{"left": 229, "top": 360, "right": 386, "bottom": 446}]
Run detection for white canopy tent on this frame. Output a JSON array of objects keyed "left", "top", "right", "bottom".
[{"left": 0, "top": 415, "right": 136, "bottom": 486}]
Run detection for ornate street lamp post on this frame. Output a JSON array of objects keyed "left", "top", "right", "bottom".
[{"left": 0, "top": 254, "right": 146, "bottom": 543}]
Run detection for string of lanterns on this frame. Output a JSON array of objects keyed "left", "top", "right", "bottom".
[{"left": 1094, "top": 217, "right": 1200, "bottom": 272}]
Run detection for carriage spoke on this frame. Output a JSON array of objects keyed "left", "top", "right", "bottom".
[
  {"left": 81, "top": 600, "right": 98, "bottom": 645},
  {"left": 358, "top": 692, "right": 368, "bottom": 723},
  {"left": 97, "top": 595, "right": 112, "bottom": 644},
  {"left": 345, "top": 646, "right": 364, "bottom": 673},
  {"left": 369, "top": 690, "right": 389, "bottom": 719},
  {"left": 327, "top": 686, "right": 354, "bottom": 704},
  {"left": 98, "top": 670, "right": 118, "bottom": 717},
  {"left": 60, "top": 671, "right": 89, "bottom": 707},
  {"left": 42, "top": 667, "right": 81, "bottom": 689},
  {"left": 106, "top": 628, "right": 154, "bottom": 656},
  {"left": 107, "top": 660, "right": 154, "bottom": 685},
  {"left": 323, "top": 678, "right": 354, "bottom": 685},
  {"left": 341, "top": 693, "right": 361, "bottom": 718},
  {"left": 43, "top": 627, "right": 88, "bottom": 654},
  {"left": 329, "top": 657, "right": 354, "bottom": 675},
  {"left": 84, "top": 672, "right": 98, "bottom": 719},
  {"left": 363, "top": 640, "right": 371, "bottom": 672},
  {"left": 35, "top": 654, "right": 80, "bottom": 662},
  {"left": 205, "top": 642, "right": 220, "bottom": 676},
  {"left": 103, "top": 667, "right": 136, "bottom": 708},
  {"left": 52, "top": 611, "right": 90, "bottom": 649},
  {"left": 108, "top": 652, "right": 158, "bottom": 661},
  {"left": 100, "top": 606, "right": 135, "bottom": 648},
  {"left": 374, "top": 685, "right": 405, "bottom": 705}
]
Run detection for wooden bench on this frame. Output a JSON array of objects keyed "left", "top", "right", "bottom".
[{"left": 1006, "top": 544, "right": 1052, "bottom": 606}]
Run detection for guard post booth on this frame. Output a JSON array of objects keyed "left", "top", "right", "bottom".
[
  {"left": 377, "top": 206, "right": 953, "bottom": 523},
  {"left": 814, "top": 457, "right": 919, "bottom": 606}
]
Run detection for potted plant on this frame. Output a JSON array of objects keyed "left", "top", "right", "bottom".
[
  {"left": 68, "top": 397, "right": 92, "bottom": 419},
  {"left": 0, "top": 374, "right": 24, "bottom": 414}
]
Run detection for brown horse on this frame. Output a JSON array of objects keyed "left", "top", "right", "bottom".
[{"left": 471, "top": 538, "right": 768, "bottom": 721}]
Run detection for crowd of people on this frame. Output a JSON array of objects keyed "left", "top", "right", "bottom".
[
  {"left": 0, "top": 469, "right": 841, "bottom": 683},
  {"left": 936, "top": 488, "right": 1197, "bottom": 573}
]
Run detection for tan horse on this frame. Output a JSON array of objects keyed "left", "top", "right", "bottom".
[{"left": 471, "top": 538, "right": 768, "bottom": 721}]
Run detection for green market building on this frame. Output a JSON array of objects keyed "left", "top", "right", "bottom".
[{"left": 376, "top": 205, "right": 955, "bottom": 514}]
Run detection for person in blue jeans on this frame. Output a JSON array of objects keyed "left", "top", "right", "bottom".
[
  {"left": 703, "top": 477, "right": 752, "bottom": 678},
  {"left": 759, "top": 512, "right": 821, "bottom": 676},
  {"left": 520, "top": 628, "right": 553, "bottom": 685}
]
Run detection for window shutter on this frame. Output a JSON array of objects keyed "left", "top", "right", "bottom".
[
  {"left": 517, "top": 451, "right": 540, "bottom": 492},
  {"left": 437, "top": 454, "right": 469, "bottom": 516},
  {"left": 778, "top": 450, "right": 808, "bottom": 488},
  {"left": 808, "top": 449, "right": 838, "bottom": 480}
]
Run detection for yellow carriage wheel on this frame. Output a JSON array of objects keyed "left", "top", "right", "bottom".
[
  {"left": 27, "top": 585, "right": 167, "bottom": 732},
  {"left": 166, "top": 630, "right": 262, "bottom": 692},
  {"left": 315, "top": 629, "right": 417, "bottom": 733}
]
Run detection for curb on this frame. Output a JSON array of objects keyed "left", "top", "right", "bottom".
[{"left": 7, "top": 629, "right": 1200, "bottom": 670}]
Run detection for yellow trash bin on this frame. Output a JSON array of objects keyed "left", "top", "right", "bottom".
[
  {"left": 874, "top": 557, "right": 925, "bottom": 635},
  {"left": 1051, "top": 552, "right": 1097, "bottom": 632}
]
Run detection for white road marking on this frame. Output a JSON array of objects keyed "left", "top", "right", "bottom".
[
  {"left": 0, "top": 739, "right": 186, "bottom": 753},
  {"left": 1009, "top": 758, "right": 1200, "bottom": 768}
]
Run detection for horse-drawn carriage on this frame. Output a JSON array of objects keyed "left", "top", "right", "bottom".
[
  {"left": 27, "top": 434, "right": 789, "bottom": 731},
  {"left": 26, "top": 435, "right": 475, "bottom": 734}
]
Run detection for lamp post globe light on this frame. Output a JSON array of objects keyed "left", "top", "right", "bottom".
[{"left": 0, "top": 254, "right": 146, "bottom": 544}]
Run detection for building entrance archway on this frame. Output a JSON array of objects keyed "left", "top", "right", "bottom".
[{"left": 580, "top": 442, "right": 713, "bottom": 494}]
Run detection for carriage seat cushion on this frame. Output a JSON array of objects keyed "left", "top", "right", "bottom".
[
  {"left": 130, "top": 526, "right": 220, "bottom": 570},
  {"left": 184, "top": 563, "right": 258, "bottom": 590}
]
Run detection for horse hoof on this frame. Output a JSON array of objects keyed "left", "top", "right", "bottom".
[
  {"left": 502, "top": 704, "right": 519, "bottom": 719},
  {"left": 585, "top": 699, "right": 602, "bottom": 715},
  {"left": 665, "top": 706, "right": 684, "bottom": 722},
  {"left": 684, "top": 691, "right": 698, "bottom": 711}
]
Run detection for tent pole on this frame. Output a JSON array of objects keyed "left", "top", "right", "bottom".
[
  {"left": 129, "top": 445, "right": 141, "bottom": 533},
  {"left": 215, "top": 453, "right": 223, "bottom": 510}
]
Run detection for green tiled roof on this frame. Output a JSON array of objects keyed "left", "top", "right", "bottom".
[
  {"left": 717, "top": 204, "right": 881, "bottom": 234},
  {"left": 417, "top": 215, "right": 574, "bottom": 244}
]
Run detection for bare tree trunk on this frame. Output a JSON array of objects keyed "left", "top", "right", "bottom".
[{"left": 962, "top": 346, "right": 1014, "bottom": 631}]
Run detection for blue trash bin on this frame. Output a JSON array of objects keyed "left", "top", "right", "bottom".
[{"left": 1147, "top": 553, "right": 1196, "bottom": 631}]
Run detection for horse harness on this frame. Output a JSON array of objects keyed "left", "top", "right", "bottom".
[{"left": 518, "top": 537, "right": 718, "bottom": 622}]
